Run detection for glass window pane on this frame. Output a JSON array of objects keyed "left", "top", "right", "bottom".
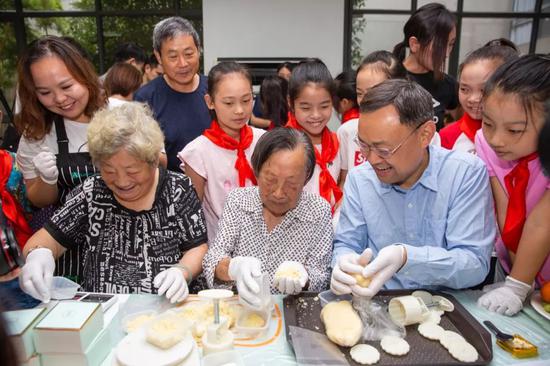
[
  {"left": 102, "top": 0, "right": 172, "bottom": 11},
  {"left": 351, "top": 14, "right": 408, "bottom": 68},
  {"left": 536, "top": 18, "right": 550, "bottom": 52},
  {"left": 418, "top": 0, "right": 457, "bottom": 11},
  {"left": 463, "top": 0, "right": 535, "bottom": 13},
  {"left": 24, "top": 17, "right": 99, "bottom": 70},
  {"left": 353, "top": 0, "right": 410, "bottom": 10},
  {"left": 0, "top": 0, "right": 15, "bottom": 9},
  {"left": 460, "top": 18, "right": 533, "bottom": 61},
  {"left": 543, "top": 0, "right": 550, "bottom": 13},
  {"left": 22, "top": 0, "right": 93, "bottom": 11},
  {"left": 0, "top": 22, "right": 17, "bottom": 111}
]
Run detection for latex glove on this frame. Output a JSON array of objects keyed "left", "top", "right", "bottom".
[
  {"left": 32, "top": 147, "right": 58, "bottom": 185},
  {"left": 228, "top": 256, "right": 262, "bottom": 308},
  {"left": 330, "top": 249, "right": 373, "bottom": 295},
  {"left": 273, "top": 261, "right": 308, "bottom": 295},
  {"left": 358, "top": 244, "right": 406, "bottom": 298},
  {"left": 477, "top": 276, "right": 532, "bottom": 316},
  {"left": 153, "top": 267, "right": 189, "bottom": 303},
  {"left": 19, "top": 248, "right": 55, "bottom": 303}
]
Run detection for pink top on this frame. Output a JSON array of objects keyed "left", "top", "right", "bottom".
[
  {"left": 178, "top": 127, "right": 265, "bottom": 242},
  {"left": 475, "top": 130, "right": 550, "bottom": 285}
]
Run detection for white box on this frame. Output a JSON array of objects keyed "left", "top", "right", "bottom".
[
  {"left": 41, "top": 328, "right": 111, "bottom": 366},
  {"left": 34, "top": 301, "right": 104, "bottom": 354},
  {"left": 3, "top": 307, "right": 47, "bottom": 362}
]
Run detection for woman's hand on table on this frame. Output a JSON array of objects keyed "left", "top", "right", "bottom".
[
  {"left": 273, "top": 261, "right": 308, "bottom": 295},
  {"left": 19, "top": 247, "right": 55, "bottom": 303},
  {"left": 477, "top": 276, "right": 532, "bottom": 316},
  {"left": 154, "top": 267, "right": 189, "bottom": 303},
  {"left": 228, "top": 256, "right": 262, "bottom": 308}
]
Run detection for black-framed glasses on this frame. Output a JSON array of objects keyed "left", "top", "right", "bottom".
[{"left": 354, "top": 122, "right": 425, "bottom": 160}]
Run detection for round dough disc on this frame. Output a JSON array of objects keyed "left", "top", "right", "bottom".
[
  {"left": 432, "top": 295, "right": 454, "bottom": 312},
  {"left": 421, "top": 310, "right": 442, "bottom": 325},
  {"left": 448, "top": 339, "right": 479, "bottom": 363},
  {"left": 418, "top": 322, "right": 445, "bottom": 341},
  {"left": 380, "top": 335, "right": 410, "bottom": 356},
  {"left": 439, "top": 330, "right": 466, "bottom": 350},
  {"left": 350, "top": 344, "right": 381, "bottom": 365}
]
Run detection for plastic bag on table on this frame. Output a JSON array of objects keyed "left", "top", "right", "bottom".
[
  {"left": 352, "top": 295, "right": 406, "bottom": 341},
  {"left": 288, "top": 325, "right": 349, "bottom": 365}
]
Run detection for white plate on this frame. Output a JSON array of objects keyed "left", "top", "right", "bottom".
[
  {"left": 530, "top": 292, "right": 550, "bottom": 321},
  {"left": 115, "top": 327, "right": 193, "bottom": 366}
]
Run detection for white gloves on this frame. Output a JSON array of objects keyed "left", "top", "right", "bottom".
[
  {"left": 19, "top": 248, "right": 55, "bottom": 303},
  {"left": 32, "top": 147, "right": 58, "bottom": 185},
  {"left": 153, "top": 267, "right": 189, "bottom": 303},
  {"left": 228, "top": 256, "right": 262, "bottom": 308},
  {"left": 330, "top": 249, "right": 372, "bottom": 296},
  {"left": 359, "top": 244, "right": 406, "bottom": 298},
  {"left": 477, "top": 276, "right": 532, "bottom": 316},
  {"left": 273, "top": 261, "right": 308, "bottom": 295}
]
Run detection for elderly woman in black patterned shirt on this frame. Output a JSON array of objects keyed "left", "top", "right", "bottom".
[
  {"left": 19, "top": 102, "right": 208, "bottom": 304},
  {"left": 202, "top": 128, "right": 333, "bottom": 307}
]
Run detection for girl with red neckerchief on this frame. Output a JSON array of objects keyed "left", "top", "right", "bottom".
[
  {"left": 334, "top": 71, "right": 359, "bottom": 125},
  {"left": 440, "top": 42, "right": 518, "bottom": 153},
  {"left": 476, "top": 55, "right": 550, "bottom": 316},
  {"left": 178, "top": 62, "right": 265, "bottom": 242},
  {"left": 286, "top": 59, "right": 344, "bottom": 213}
]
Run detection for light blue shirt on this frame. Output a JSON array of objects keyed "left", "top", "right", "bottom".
[{"left": 333, "top": 145, "right": 495, "bottom": 290}]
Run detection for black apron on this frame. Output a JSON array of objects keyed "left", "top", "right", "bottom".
[{"left": 53, "top": 116, "right": 98, "bottom": 283}]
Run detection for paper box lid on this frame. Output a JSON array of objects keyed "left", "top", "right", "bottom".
[
  {"left": 3, "top": 308, "right": 47, "bottom": 336},
  {"left": 36, "top": 302, "right": 100, "bottom": 330}
]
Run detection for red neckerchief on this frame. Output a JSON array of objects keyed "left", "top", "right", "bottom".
[
  {"left": 0, "top": 150, "right": 32, "bottom": 248},
  {"left": 342, "top": 107, "right": 360, "bottom": 124},
  {"left": 458, "top": 113, "right": 482, "bottom": 143},
  {"left": 501, "top": 152, "right": 539, "bottom": 253},
  {"left": 286, "top": 113, "right": 343, "bottom": 210},
  {"left": 203, "top": 120, "right": 256, "bottom": 187}
]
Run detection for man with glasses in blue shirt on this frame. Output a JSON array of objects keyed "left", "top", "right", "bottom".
[{"left": 331, "top": 79, "right": 495, "bottom": 297}]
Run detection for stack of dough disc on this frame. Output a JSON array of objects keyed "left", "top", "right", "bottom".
[
  {"left": 439, "top": 330, "right": 479, "bottom": 363},
  {"left": 350, "top": 344, "right": 380, "bottom": 365}
]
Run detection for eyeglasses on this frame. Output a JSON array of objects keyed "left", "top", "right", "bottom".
[{"left": 354, "top": 122, "right": 425, "bottom": 160}]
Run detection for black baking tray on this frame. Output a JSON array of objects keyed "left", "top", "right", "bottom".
[{"left": 283, "top": 290, "right": 493, "bottom": 365}]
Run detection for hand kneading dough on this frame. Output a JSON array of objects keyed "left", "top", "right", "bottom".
[
  {"left": 353, "top": 274, "right": 372, "bottom": 288},
  {"left": 350, "top": 344, "right": 380, "bottom": 365},
  {"left": 321, "top": 301, "right": 363, "bottom": 347}
]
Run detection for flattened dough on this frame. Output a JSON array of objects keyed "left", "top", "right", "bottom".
[
  {"left": 448, "top": 339, "right": 479, "bottom": 362},
  {"left": 380, "top": 335, "right": 410, "bottom": 356},
  {"left": 418, "top": 322, "right": 445, "bottom": 340},
  {"left": 320, "top": 301, "right": 363, "bottom": 347},
  {"left": 350, "top": 344, "right": 380, "bottom": 365},
  {"left": 421, "top": 310, "right": 442, "bottom": 325},
  {"left": 439, "top": 330, "right": 466, "bottom": 350}
]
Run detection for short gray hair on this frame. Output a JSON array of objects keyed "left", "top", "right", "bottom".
[
  {"left": 251, "top": 128, "right": 316, "bottom": 184},
  {"left": 153, "top": 16, "right": 201, "bottom": 53},
  {"left": 88, "top": 102, "right": 164, "bottom": 166},
  {"left": 360, "top": 79, "right": 434, "bottom": 128}
]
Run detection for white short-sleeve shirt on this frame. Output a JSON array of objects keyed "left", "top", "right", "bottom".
[
  {"left": 178, "top": 127, "right": 265, "bottom": 242},
  {"left": 16, "top": 119, "right": 89, "bottom": 180}
]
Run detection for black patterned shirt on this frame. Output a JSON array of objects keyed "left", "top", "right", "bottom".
[
  {"left": 202, "top": 187, "right": 333, "bottom": 293},
  {"left": 45, "top": 168, "right": 208, "bottom": 294}
]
